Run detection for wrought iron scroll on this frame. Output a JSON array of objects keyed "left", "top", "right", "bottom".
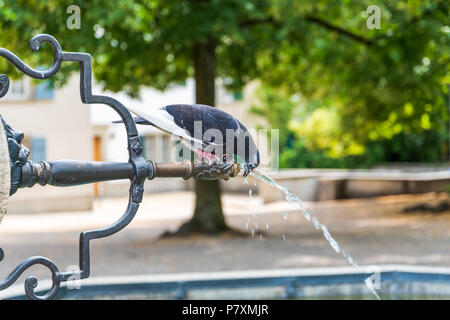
[{"left": 0, "top": 34, "right": 149, "bottom": 300}]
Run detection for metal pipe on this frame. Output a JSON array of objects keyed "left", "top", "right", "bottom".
[
  {"left": 19, "top": 159, "right": 240, "bottom": 189},
  {"left": 149, "top": 160, "right": 240, "bottom": 180},
  {"left": 20, "top": 160, "right": 134, "bottom": 187}
]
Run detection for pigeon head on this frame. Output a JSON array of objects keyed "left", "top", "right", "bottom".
[
  {"left": 243, "top": 149, "right": 260, "bottom": 177},
  {"left": 234, "top": 121, "right": 260, "bottom": 177}
]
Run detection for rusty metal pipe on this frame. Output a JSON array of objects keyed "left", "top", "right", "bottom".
[{"left": 148, "top": 160, "right": 240, "bottom": 180}]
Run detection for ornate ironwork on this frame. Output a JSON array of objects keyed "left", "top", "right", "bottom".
[
  {"left": 0, "top": 115, "right": 30, "bottom": 195},
  {"left": 0, "top": 34, "right": 148, "bottom": 300},
  {"left": 0, "top": 34, "right": 240, "bottom": 300}
]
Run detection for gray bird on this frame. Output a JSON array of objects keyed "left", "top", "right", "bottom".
[{"left": 115, "top": 104, "right": 260, "bottom": 177}]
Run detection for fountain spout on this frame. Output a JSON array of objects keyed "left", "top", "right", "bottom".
[
  {"left": 0, "top": 33, "right": 243, "bottom": 300},
  {"left": 148, "top": 160, "right": 240, "bottom": 181}
]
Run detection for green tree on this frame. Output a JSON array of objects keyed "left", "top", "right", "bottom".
[
  {"left": 250, "top": 85, "right": 297, "bottom": 152},
  {"left": 252, "top": 1, "right": 449, "bottom": 162},
  {"left": 1, "top": 0, "right": 448, "bottom": 233}
]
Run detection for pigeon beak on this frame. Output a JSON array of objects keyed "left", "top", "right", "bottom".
[{"left": 243, "top": 163, "right": 256, "bottom": 177}]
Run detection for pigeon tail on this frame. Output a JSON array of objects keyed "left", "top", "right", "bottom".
[{"left": 113, "top": 117, "right": 154, "bottom": 126}]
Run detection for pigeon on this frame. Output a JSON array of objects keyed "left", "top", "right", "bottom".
[{"left": 115, "top": 104, "right": 260, "bottom": 177}]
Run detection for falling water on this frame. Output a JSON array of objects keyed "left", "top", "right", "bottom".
[{"left": 249, "top": 168, "right": 381, "bottom": 300}]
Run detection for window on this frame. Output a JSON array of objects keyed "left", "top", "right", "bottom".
[
  {"left": 142, "top": 134, "right": 173, "bottom": 162},
  {"left": 34, "top": 80, "right": 54, "bottom": 100},
  {"left": 161, "top": 135, "right": 171, "bottom": 162},
  {"left": 2, "top": 78, "right": 31, "bottom": 101},
  {"left": 233, "top": 90, "right": 243, "bottom": 100},
  {"left": 143, "top": 135, "right": 155, "bottom": 160},
  {"left": 30, "top": 137, "right": 46, "bottom": 162}
]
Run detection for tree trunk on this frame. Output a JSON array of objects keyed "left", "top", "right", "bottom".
[{"left": 175, "top": 37, "right": 230, "bottom": 235}]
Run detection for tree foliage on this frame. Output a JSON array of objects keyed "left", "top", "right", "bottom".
[
  {"left": 1, "top": 1, "right": 448, "bottom": 150},
  {"left": 0, "top": 1, "right": 448, "bottom": 233},
  {"left": 246, "top": 0, "right": 449, "bottom": 165}
]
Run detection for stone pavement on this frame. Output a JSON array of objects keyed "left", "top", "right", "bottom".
[{"left": 0, "top": 191, "right": 449, "bottom": 285}]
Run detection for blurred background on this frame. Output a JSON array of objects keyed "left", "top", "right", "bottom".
[{"left": 0, "top": 0, "right": 449, "bottom": 299}]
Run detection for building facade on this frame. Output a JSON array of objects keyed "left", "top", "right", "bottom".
[
  {"left": 0, "top": 75, "right": 93, "bottom": 213},
  {"left": 92, "top": 79, "right": 269, "bottom": 197},
  {"left": 1, "top": 74, "right": 268, "bottom": 212}
]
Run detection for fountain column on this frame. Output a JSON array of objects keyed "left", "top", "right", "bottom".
[{"left": 0, "top": 117, "right": 9, "bottom": 225}]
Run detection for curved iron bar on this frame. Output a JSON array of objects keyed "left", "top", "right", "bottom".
[
  {"left": 0, "top": 34, "right": 63, "bottom": 80},
  {"left": 0, "top": 34, "right": 63, "bottom": 100},
  {"left": 0, "top": 74, "right": 9, "bottom": 98},
  {"left": 0, "top": 256, "right": 61, "bottom": 300},
  {"left": 0, "top": 34, "right": 149, "bottom": 299}
]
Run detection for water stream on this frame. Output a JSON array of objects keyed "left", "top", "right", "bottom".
[{"left": 249, "top": 168, "right": 381, "bottom": 300}]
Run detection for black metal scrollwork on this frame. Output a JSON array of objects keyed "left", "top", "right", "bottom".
[
  {"left": 0, "top": 256, "right": 61, "bottom": 300},
  {"left": 0, "top": 34, "right": 63, "bottom": 80},
  {"left": 0, "top": 34, "right": 148, "bottom": 300},
  {"left": 0, "top": 74, "right": 9, "bottom": 98},
  {"left": 0, "top": 116, "right": 30, "bottom": 195}
]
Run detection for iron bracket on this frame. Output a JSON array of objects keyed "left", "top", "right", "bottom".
[{"left": 0, "top": 34, "right": 148, "bottom": 299}]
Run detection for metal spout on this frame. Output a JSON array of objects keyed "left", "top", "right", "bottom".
[
  {"left": 148, "top": 160, "right": 240, "bottom": 180},
  {"left": 19, "top": 159, "right": 240, "bottom": 189}
]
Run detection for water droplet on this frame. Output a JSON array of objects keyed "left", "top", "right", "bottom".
[
  {"left": 265, "top": 223, "right": 269, "bottom": 230},
  {"left": 254, "top": 182, "right": 257, "bottom": 186},
  {"left": 251, "top": 229, "right": 255, "bottom": 237},
  {"left": 282, "top": 234, "right": 287, "bottom": 242},
  {"left": 246, "top": 223, "right": 249, "bottom": 229},
  {"left": 248, "top": 188, "right": 252, "bottom": 201}
]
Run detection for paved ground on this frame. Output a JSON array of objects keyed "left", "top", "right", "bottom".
[{"left": 1, "top": 191, "right": 449, "bottom": 286}]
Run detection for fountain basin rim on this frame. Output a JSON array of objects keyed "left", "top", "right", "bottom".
[{"left": 3, "top": 264, "right": 450, "bottom": 300}]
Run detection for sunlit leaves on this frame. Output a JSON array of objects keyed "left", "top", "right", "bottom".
[{"left": 1, "top": 0, "right": 448, "bottom": 162}]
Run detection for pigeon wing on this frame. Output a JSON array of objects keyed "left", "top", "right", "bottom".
[{"left": 163, "top": 104, "right": 241, "bottom": 147}]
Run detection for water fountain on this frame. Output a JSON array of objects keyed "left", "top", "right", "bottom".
[
  {"left": 249, "top": 168, "right": 380, "bottom": 299},
  {"left": 1, "top": 34, "right": 449, "bottom": 301},
  {"left": 0, "top": 34, "right": 239, "bottom": 300}
]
